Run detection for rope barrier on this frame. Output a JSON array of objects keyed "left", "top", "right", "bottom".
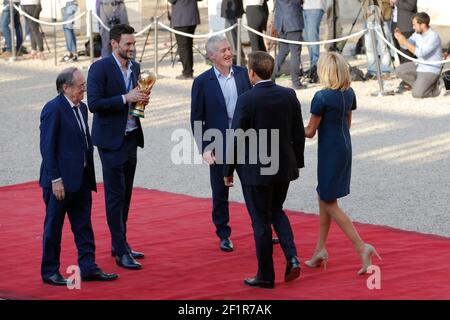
[
  {"left": 243, "top": 24, "right": 367, "bottom": 46},
  {"left": 8, "top": 6, "right": 450, "bottom": 68},
  {"left": 157, "top": 22, "right": 238, "bottom": 39},
  {"left": 13, "top": 4, "right": 86, "bottom": 26},
  {"left": 91, "top": 11, "right": 111, "bottom": 32},
  {"left": 135, "top": 21, "right": 155, "bottom": 37},
  {"left": 374, "top": 27, "right": 450, "bottom": 66}
]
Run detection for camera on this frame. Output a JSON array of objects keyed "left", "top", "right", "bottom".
[{"left": 108, "top": 16, "right": 121, "bottom": 27}]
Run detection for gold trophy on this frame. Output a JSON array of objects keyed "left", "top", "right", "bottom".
[{"left": 130, "top": 70, "right": 156, "bottom": 118}]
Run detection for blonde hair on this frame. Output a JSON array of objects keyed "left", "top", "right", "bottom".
[{"left": 317, "top": 52, "right": 351, "bottom": 90}]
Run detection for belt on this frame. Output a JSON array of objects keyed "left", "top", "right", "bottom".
[{"left": 125, "top": 129, "right": 138, "bottom": 137}]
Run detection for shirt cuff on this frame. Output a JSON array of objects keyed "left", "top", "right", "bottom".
[
  {"left": 122, "top": 95, "right": 126, "bottom": 104},
  {"left": 52, "top": 177, "right": 62, "bottom": 184}
]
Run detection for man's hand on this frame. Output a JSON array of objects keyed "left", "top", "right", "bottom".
[
  {"left": 52, "top": 180, "right": 65, "bottom": 201},
  {"left": 125, "top": 87, "right": 150, "bottom": 104},
  {"left": 224, "top": 176, "right": 234, "bottom": 187},
  {"left": 394, "top": 28, "right": 407, "bottom": 46},
  {"left": 202, "top": 150, "right": 216, "bottom": 166}
]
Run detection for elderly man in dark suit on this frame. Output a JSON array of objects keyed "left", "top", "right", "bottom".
[
  {"left": 191, "top": 35, "right": 252, "bottom": 252},
  {"left": 87, "top": 24, "right": 149, "bottom": 270},
  {"left": 224, "top": 51, "right": 305, "bottom": 288},
  {"left": 272, "top": 0, "right": 306, "bottom": 89},
  {"left": 39, "top": 67, "right": 118, "bottom": 285},
  {"left": 169, "top": 0, "right": 200, "bottom": 79}
]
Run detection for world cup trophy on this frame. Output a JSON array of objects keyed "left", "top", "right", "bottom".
[{"left": 130, "top": 71, "right": 157, "bottom": 118}]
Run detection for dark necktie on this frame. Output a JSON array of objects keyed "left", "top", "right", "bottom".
[{"left": 73, "top": 106, "right": 89, "bottom": 168}]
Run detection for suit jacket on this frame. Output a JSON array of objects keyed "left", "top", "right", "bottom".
[
  {"left": 170, "top": 0, "right": 200, "bottom": 28},
  {"left": 223, "top": 81, "right": 305, "bottom": 186},
  {"left": 190, "top": 65, "right": 252, "bottom": 161},
  {"left": 39, "top": 94, "right": 96, "bottom": 193},
  {"left": 396, "top": 0, "right": 417, "bottom": 32},
  {"left": 87, "top": 55, "right": 144, "bottom": 150},
  {"left": 275, "top": 0, "right": 304, "bottom": 34},
  {"left": 221, "top": 0, "right": 244, "bottom": 20}
]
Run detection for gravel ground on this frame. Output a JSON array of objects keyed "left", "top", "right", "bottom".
[{"left": 1, "top": 32, "right": 449, "bottom": 238}]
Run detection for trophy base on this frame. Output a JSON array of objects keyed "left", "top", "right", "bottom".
[{"left": 130, "top": 108, "right": 145, "bottom": 118}]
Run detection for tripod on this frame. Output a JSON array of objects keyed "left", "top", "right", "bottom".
[
  {"left": 328, "top": 0, "right": 339, "bottom": 52},
  {"left": 40, "top": 25, "right": 51, "bottom": 53}
]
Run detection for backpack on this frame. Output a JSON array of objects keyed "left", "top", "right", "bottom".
[
  {"left": 84, "top": 34, "right": 102, "bottom": 58},
  {"left": 349, "top": 66, "right": 366, "bottom": 82}
]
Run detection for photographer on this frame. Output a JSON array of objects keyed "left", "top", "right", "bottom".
[
  {"left": 98, "top": 0, "right": 129, "bottom": 58},
  {"left": 169, "top": 0, "right": 200, "bottom": 80}
]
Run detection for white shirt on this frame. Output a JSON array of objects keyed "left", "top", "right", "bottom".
[
  {"left": 245, "top": 0, "right": 265, "bottom": 6},
  {"left": 214, "top": 66, "right": 238, "bottom": 128},
  {"left": 112, "top": 53, "right": 138, "bottom": 133},
  {"left": 303, "top": 0, "right": 327, "bottom": 11},
  {"left": 393, "top": 5, "right": 398, "bottom": 23},
  {"left": 20, "top": 0, "right": 41, "bottom": 5},
  {"left": 64, "top": 95, "right": 89, "bottom": 152}
]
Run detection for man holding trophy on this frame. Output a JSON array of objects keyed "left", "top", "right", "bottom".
[{"left": 87, "top": 24, "right": 154, "bottom": 270}]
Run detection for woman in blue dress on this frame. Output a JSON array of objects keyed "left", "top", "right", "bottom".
[{"left": 304, "top": 52, "right": 381, "bottom": 275}]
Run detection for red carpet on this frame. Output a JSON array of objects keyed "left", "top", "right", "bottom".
[{"left": 1, "top": 181, "right": 450, "bottom": 300}]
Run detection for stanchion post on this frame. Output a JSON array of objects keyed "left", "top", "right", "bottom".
[
  {"left": 52, "top": 0, "right": 57, "bottom": 66},
  {"left": 88, "top": 10, "right": 94, "bottom": 64},
  {"left": 369, "top": 25, "right": 384, "bottom": 94},
  {"left": 368, "top": 3, "right": 393, "bottom": 96},
  {"left": 237, "top": 18, "right": 242, "bottom": 66},
  {"left": 154, "top": 16, "right": 159, "bottom": 76},
  {"left": 9, "top": 0, "right": 17, "bottom": 61}
]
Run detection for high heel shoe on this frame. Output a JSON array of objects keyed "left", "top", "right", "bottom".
[
  {"left": 305, "top": 248, "right": 328, "bottom": 270},
  {"left": 358, "top": 243, "right": 381, "bottom": 275}
]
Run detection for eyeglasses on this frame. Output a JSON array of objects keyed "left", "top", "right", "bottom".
[{"left": 73, "top": 82, "right": 86, "bottom": 89}]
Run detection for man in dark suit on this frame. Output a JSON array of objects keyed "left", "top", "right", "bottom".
[
  {"left": 87, "top": 24, "right": 149, "bottom": 270},
  {"left": 220, "top": 0, "right": 246, "bottom": 65},
  {"left": 390, "top": 0, "right": 417, "bottom": 64},
  {"left": 98, "top": 0, "right": 129, "bottom": 58},
  {"left": 224, "top": 51, "right": 305, "bottom": 288},
  {"left": 272, "top": 0, "right": 306, "bottom": 89},
  {"left": 39, "top": 67, "right": 118, "bottom": 285},
  {"left": 169, "top": 0, "right": 200, "bottom": 79},
  {"left": 191, "top": 35, "right": 252, "bottom": 252}
]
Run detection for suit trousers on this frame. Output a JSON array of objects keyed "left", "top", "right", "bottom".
[
  {"left": 209, "top": 163, "right": 231, "bottom": 239},
  {"left": 98, "top": 130, "right": 138, "bottom": 256},
  {"left": 242, "top": 182, "right": 297, "bottom": 282},
  {"left": 274, "top": 31, "right": 303, "bottom": 86},
  {"left": 41, "top": 168, "right": 99, "bottom": 280},
  {"left": 174, "top": 25, "right": 197, "bottom": 76},
  {"left": 246, "top": 5, "right": 269, "bottom": 52}
]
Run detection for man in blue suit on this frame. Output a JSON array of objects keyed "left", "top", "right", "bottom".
[
  {"left": 272, "top": 0, "right": 306, "bottom": 89},
  {"left": 191, "top": 35, "right": 252, "bottom": 252},
  {"left": 39, "top": 67, "right": 118, "bottom": 285},
  {"left": 87, "top": 24, "right": 149, "bottom": 270},
  {"left": 224, "top": 51, "right": 305, "bottom": 288}
]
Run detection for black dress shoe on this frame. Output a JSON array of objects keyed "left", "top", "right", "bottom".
[
  {"left": 111, "top": 248, "right": 145, "bottom": 259},
  {"left": 115, "top": 253, "right": 142, "bottom": 270},
  {"left": 244, "top": 277, "right": 274, "bottom": 289},
  {"left": 43, "top": 273, "right": 72, "bottom": 286},
  {"left": 82, "top": 270, "right": 119, "bottom": 282},
  {"left": 272, "top": 237, "right": 280, "bottom": 244},
  {"left": 220, "top": 238, "right": 234, "bottom": 252},
  {"left": 285, "top": 256, "right": 301, "bottom": 282}
]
